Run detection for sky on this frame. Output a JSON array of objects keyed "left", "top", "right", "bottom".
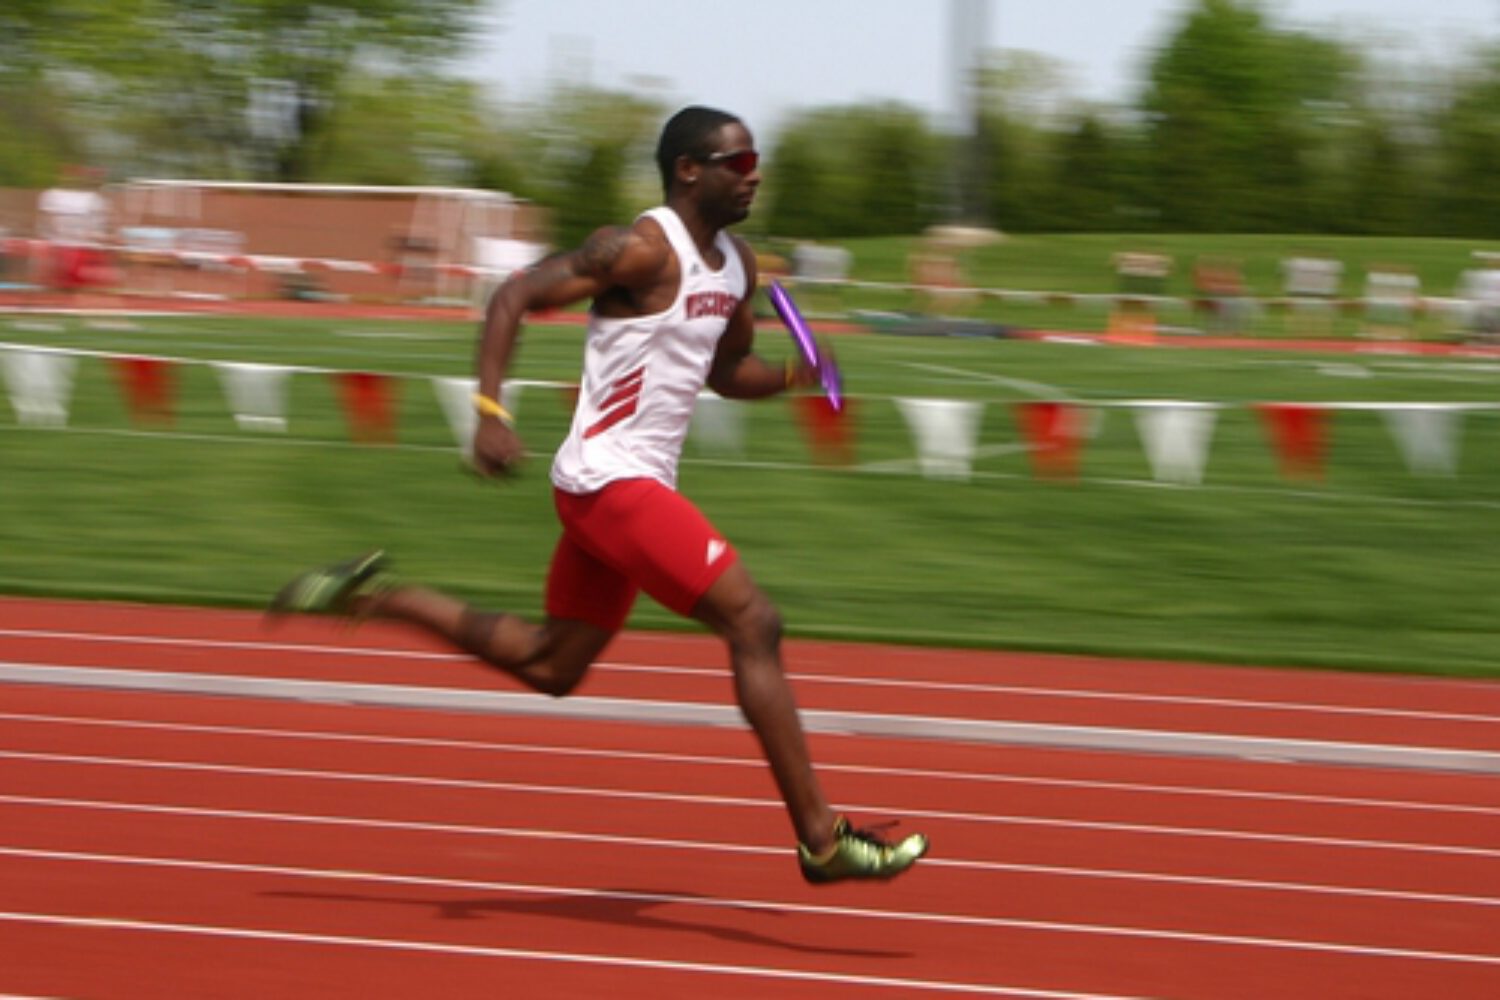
[{"left": 465, "top": 0, "right": 1499, "bottom": 138}]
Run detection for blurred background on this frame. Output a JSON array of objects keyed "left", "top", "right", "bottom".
[
  {"left": 4, "top": 1, "right": 1500, "bottom": 673},
  {"left": 4, "top": 0, "right": 1500, "bottom": 251}
]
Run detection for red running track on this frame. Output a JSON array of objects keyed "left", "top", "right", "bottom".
[{"left": 1, "top": 596, "right": 1498, "bottom": 998}]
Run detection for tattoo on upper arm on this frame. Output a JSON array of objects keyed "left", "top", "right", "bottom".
[{"left": 575, "top": 227, "right": 631, "bottom": 280}]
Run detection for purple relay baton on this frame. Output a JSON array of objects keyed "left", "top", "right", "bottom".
[{"left": 767, "top": 280, "right": 843, "bottom": 411}]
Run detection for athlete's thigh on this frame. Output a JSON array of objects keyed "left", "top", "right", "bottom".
[{"left": 544, "top": 529, "right": 637, "bottom": 634}]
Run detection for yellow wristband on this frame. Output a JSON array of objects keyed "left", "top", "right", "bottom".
[
  {"left": 472, "top": 392, "right": 515, "bottom": 426},
  {"left": 784, "top": 358, "right": 796, "bottom": 389}
]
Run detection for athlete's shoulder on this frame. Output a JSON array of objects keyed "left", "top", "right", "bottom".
[{"left": 573, "top": 217, "right": 670, "bottom": 289}]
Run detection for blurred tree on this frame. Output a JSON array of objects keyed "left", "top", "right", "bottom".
[
  {"left": 306, "top": 74, "right": 494, "bottom": 187},
  {"left": 0, "top": 0, "right": 149, "bottom": 184},
  {"left": 81, "top": 0, "right": 482, "bottom": 181},
  {"left": 974, "top": 114, "right": 1054, "bottom": 232},
  {"left": 765, "top": 127, "right": 837, "bottom": 239},
  {"left": 973, "top": 51, "right": 1073, "bottom": 232},
  {"left": 766, "top": 105, "right": 939, "bottom": 239},
  {"left": 1433, "top": 47, "right": 1500, "bottom": 238},
  {"left": 1142, "top": 0, "right": 1358, "bottom": 232},
  {"left": 1342, "top": 118, "right": 1420, "bottom": 235},
  {"left": 552, "top": 142, "right": 627, "bottom": 248},
  {"left": 502, "top": 86, "right": 661, "bottom": 246},
  {"left": 1047, "top": 114, "right": 1127, "bottom": 232},
  {"left": 846, "top": 104, "right": 939, "bottom": 236}
]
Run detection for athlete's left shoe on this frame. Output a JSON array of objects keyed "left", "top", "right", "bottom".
[
  {"left": 267, "top": 549, "right": 394, "bottom": 620},
  {"left": 798, "top": 816, "right": 929, "bottom": 884}
]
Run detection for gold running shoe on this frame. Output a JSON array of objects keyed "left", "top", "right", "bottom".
[
  {"left": 798, "top": 816, "right": 929, "bottom": 884},
  {"left": 267, "top": 549, "right": 393, "bottom": 619}
]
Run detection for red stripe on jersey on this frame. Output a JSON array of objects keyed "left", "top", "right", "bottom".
[
  {"left": 598, "top": 365, "right": 645, "bottom": 410},
  {"left": 584, "top": 365, "right": 646, "bottom": 439},
  {"left": 584, "top": 398, "right": 638, "bottom": 439}
]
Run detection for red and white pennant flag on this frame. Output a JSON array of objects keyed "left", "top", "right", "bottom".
[
  {"left": 1015, "top": 400, "right": 1086, "bottom": 480},
  {"left": 212, "top": 362, "right": 291, "bottom": 432},
  {"left": 335, "top": 371, "right": 399, "bottom": 444},
  {"left": 111, "top": 356, "right": 176, "bottom": 425},
  {"left": 1256, "top": 403, "right": 1330, "bottom": 480},
  {"left": 1380, "top": 403, "right": 1464, "bottom": 476},
  {"left": 1130, "top": 401, "right": 1220, "bottom": 485},
  {"left": 1, "top": 347, "right": 79, "bottom": 427},
  {"left": 895, "top": 397, "right": 984, "bottom": 481},
  {"left": 690, "top": 392, "right": 745, "bottom": 456}
]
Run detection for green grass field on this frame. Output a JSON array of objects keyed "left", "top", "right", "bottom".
[{"left": 3, "top": 306, "right": 1498, "bottom": 678}]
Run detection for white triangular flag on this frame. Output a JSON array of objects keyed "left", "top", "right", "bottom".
[
  {"left": 690, "top": 392, "right": 744, "bottom": 455},
  {"left": 1, "top": 347, "right": 79, "bottom": 427},
  {"left": 895, "top": 397, "right": 984, "bottom": 481},
  {"left": 1382, "top": 404, "right": 1462, "bottom": 476},
  {"left": 1131, "top": 401, "right": 1219, "bottom": 485},
  {"left": 212, "top": 361, "right": 291, "bottom": 432},
  {"left": 433, "top": 377, "right": 522, "bottom": 455},
  {"left": 433, "top": 376, "right": 479, "bottom": 455}
]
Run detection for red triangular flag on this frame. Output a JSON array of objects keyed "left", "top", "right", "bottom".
[
  {"left": 335, "top": 371, "right": 399, "bottom": 444},
  {"left": 794, "top": 395, "right": 857, "bottom": 465},
  {"left": 1015, "top": 401, "right": 1083, "bottom": 479},
  {"left": 1256, "top": 403, "right": 1329, "bottom": 479},
  {"left": 111, "top": 356, "right": 175, "bottom": 425}
]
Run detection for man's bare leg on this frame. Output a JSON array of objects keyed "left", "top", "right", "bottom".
[
  {"left": 270, "top": 550, "right": 925, "bottom": 880},
  {"left": 690, "top": 562, "right": 839, "bottom": 853},
  {"left": 354, "top": 584, "right": 614, "bottom": 698}
]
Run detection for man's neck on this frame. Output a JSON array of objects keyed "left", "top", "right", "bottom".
[{"left": 665, "top": 197, "right": 722, "bottom": 255}]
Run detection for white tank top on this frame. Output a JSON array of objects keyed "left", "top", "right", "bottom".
[{"left": 551, "top": 206, "right": 747, "bottom": 493}]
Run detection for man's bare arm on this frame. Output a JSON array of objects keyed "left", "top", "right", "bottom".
[
  {"left": 468, "top": 223, "right": 666, "bottom": 477},
  {"left": 707, "top": 241, "right": 818, "bottom": 399},
  {"left": 476, "top": 225, "right": 660, "bottom": 396}
]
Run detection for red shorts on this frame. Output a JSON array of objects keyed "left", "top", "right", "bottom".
[{"left": 547, "top": 478, "right": 738, "bottom": 632}]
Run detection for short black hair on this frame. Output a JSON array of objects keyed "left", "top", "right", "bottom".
[{"left": 656, "top": 106, "right": 742, "bottom": 194}]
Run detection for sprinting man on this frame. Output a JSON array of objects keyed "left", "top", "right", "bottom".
[{"left": 271, "top": 106, "right": 928, "bottom": 884}]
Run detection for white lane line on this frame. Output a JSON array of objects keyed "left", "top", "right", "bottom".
[
  {"left": 3, "top": 626, "right": 1494, "bottom": 726},
  {"left": 5, "top": 710, "right": 1498, "bottom": 818},
  {"left": 3, "top": 752, "right": 1498, "bottom": 859},
  {"left": 3, "top": 848, "right": 1499, "bottom": 968},
  {"left": 2, "top": 803, "right": 1496, "bottom": 910},
  {"left": 0, "top": 910, "right": 1154, "bottom": 1000}
]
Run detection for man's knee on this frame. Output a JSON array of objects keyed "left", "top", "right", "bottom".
[
  {"left": 534, "top": 660, "right": 587, "bottom": 698},
  {"left": 695, "top": 564, "right": 784, "bottom": 651},
  {"left": 531, "top": 618, "right": 613, "bottom": 697},
  {"left": 723, "top": 589, "right": 783, "bottom": 653}
]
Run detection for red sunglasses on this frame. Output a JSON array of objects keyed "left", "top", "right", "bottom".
[{"left": 699, "top": 149, "right": 760, "bottom": 176}]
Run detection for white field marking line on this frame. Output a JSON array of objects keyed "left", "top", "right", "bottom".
[
  {"left": 898, "top": 362, "right": 1077, "bottom": 402},
  {"left": 0, "top": 911, "right": 1152, "bottom": 1000},
  {"left": 4, "top": 849, "right": 1500, "bottom": 969},
  {"left": 6, "top": 710, "right": 1498, "bottom": 819},
  {"left": 5, "top": 626, "right": 1495, "bottom": 727},
  {"left": 3, "top": 753, "right": 1496, "bottom": 860},
  {"left": 4, "top": 800, "right": 1497, "bottom": 911}
]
